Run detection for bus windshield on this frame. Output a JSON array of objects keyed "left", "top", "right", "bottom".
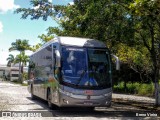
[
  {"left": 61, "top": 47, "right": 87, "bottom": 81},
  {"left": 87, "top": 49, "right": 111, "bottom": 88},
  {"left": 61, "top": 47, "right": 111, "bottom": 89}
]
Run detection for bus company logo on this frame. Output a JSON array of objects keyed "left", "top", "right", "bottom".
[{"left": 2, "top": 112, "right": 11, "bottom": 117}]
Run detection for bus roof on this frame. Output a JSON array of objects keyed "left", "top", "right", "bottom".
[
  {"left": 56, "top": 36, "right": 106, "bottom": 47},
  {"left": 32, "top": 37, "right": 107, "bottom": 55}
]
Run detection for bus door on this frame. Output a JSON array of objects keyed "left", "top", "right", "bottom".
[{"left": 51, "top": 46, "right": 60, "bottom": 104}]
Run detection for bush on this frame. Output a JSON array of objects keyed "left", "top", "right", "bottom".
[
  {"left": 113, "top": 81, "right": 154, "bottom": 97},
  {"left": 113, "top": 81, "right": 125, "bottom": 93},
  {"left": 137, "top": 83, "right": 154, "bottom": 97},
  {"left": 126, "top": 82, "right": 140, "bottom": 94}
]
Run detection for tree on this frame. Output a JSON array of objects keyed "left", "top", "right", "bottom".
[
  {"left": 9, "top": 39, "right": 31, "bottom": 83},
  {"left": 14, "top": 0, "right": 134, "bottom": 45},
  {"left": 38, "top": 34, "right": 53, "bottom": 43},
  {"left": 14, "top": 52, "right": 30, "bottom": 83},
  {"left": 6, "top": 54, "right": 15, "bottom": 67},
  {"left": 29, "top": 43, "right": 42, "bottom": 52},
  {"left": 116, "top": 43, "right": 152, "bottom": 82},
  {"left": 15, "top": 0, "right": 53, "bottom": 21},
  {"left": 14, "top": 51, "right": 29, "bottom": 73},
  {"left": 129, "top": 0, "right": 160, "bottom": 106},
  {"left": 9, "top": 39, "right": 30, "bottom": 52}
]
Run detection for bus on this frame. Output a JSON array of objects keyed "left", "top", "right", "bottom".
[{"left": 28, "top": 36, "right": 120, "bottom": 109}]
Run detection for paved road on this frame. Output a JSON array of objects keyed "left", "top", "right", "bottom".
[{"left": 0, "top": 80, "right": 159, "bottom": 120}]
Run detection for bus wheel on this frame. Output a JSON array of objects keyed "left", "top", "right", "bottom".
[
  {"left": 87, "top": 107, "right": 95, "bottom": 111},
  {"left": 31, "top": 85, "right": 36, "bottom": 100},
  {"left": 47, "top": 91, "right": 53, "bottom": 109}
]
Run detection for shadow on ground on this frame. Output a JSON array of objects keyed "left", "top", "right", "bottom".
[{"left": 26, "top": 96, "right": 160, "bottom": 118}]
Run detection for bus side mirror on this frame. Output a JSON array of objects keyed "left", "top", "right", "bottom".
[
  {"left": 111, "top": 54, "right": 120, "bottom": 70},
  {"left": 55, "top": 50, "right": 61, "bottom": 67}
]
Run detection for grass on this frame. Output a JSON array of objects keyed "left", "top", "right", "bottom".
[{"left": 113, "top": 81, "right": 155, "bottom": 97}]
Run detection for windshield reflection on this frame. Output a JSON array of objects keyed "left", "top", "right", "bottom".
[
  {"left": 61, "top": 47, "right": 111, "bottom": 88},
  {"left": 61, "top": 47, "right": 86, "bottom": 84},
  {"left": 88, "top": 49, "right": 111, "bottom": 87}
]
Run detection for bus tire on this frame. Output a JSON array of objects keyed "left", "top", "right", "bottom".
[
  {"left": 31, "top": 85, "right": 36, "bottom": 100},
  {"left": 87, "top": 107, "right": 95, "bottom": 111},
  {"left": 47, "top": 89, "right": 53, "bottom": 109}
]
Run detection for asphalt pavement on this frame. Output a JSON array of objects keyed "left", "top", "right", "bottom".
[{"left": 0, "top": 79, "right": 159, "bottom": 120}]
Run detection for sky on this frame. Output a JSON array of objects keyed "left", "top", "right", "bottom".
[{"left": 0, "top": 0, "right": 73, "bottom": 65}]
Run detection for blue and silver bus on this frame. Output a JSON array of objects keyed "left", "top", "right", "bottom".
[{"left": 28, "top": 36, "right": 120, "bottom": 109}]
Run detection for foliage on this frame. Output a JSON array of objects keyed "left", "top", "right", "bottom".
[
  {"left": 29, "top": 43, "right": 42, "bottom": 52},
  {"left": 114, "top": 81, "right": 154, "bottom": 97},
  {"left": 14, "top": 51, "right": 29, "bottom": 75},
  {"left": 137, "top": 82, "right": 154, "bottom": 96},
  {"left": 113, "top": 81, "right": 125, "bottom": 93},
  {"left": 6, "top": 54, "right": 15, "bottom": 67},
  {"left": 126, "top": 82, "right": 140, "bottom": 94},
  {"left": 9, "top": 39, "right": 30, "bottom": 52},
  {"left": 15, "top": 0, "right": 53, "bottom": 21},
  {"left": 38, "top": 34, "right": 53, "bottom": 43},
  {"left": 14, "top": 0, "right": 134, "bottom": 42},
  {"left": 116, "top": 43, "right": 152, "bottom": 81},
  {"left": 128, "top": 0, "right": 160, "bottom": 104},
  {"left": 14, "top": 51, "right": 29, "bottom": 67},
  {"left": 8, "top": 39, "right": 31, "bottom": 83},
  {"left": 129, "top": 0, "right": 160, "bottom": 68},
  {"left": 22, "top": 72, "right": 28, "bottom": 80}
]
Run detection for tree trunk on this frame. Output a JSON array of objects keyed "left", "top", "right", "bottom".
[
  {"left": 155, "top": 84, "right": 159, "bottom": 106},
  {"left": 21, "top": 63, "right": 24, "bottom": 84},
  {"left": 155, "top": 44, "right": 160, "bottom": 106},
  {"left": 147, "top": 23, "right": 160, "bottom": 106},
  {"left": 19, "top": 61, "right": 22, "bottom": 84},
  {"left": 154, "top": 68, "right": 159, "bottom": 106},
  {"left": 152, "top": 55, "right": 160, "bottom": 106}
]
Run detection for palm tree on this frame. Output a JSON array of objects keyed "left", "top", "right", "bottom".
[
  {"left": 9, "top": 39, "right": 30, "bottom": 52},
  {"left": 6, "top": 54, "right": 15, "bottom": 67},
  {"left": 14, "top": 52, "right": 30, "bottom": 83},
  {"left": 15, "top": 51, "right": 30, "bottom": 72},
  {"left": 9, "top": 39, "right": 30, "bottom": 82}
]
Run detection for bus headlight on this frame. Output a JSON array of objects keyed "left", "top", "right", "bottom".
[
  {"left": 104, "top": 92, "right": 112, "bottom": 97},
  {"left": 59, "top": 89, "right": 73, "bottom": 97},
  {"left": 65, "top": 91, "right": 73, "bottom": 96}
]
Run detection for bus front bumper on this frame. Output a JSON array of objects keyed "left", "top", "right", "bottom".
[{"left": 58, "top": 91, "right": 112, "bottom": 107}]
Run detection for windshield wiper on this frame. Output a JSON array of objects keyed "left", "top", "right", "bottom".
[{"left": 75, "top": 70, "right": 86, "bottom": 86}]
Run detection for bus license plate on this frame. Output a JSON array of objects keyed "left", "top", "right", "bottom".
[
  {"left": 84, "top": 90, "right": 93, "bottom": 95},
  {"left": 84, "top": 102, "right": 93, "bottom": 105}
]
